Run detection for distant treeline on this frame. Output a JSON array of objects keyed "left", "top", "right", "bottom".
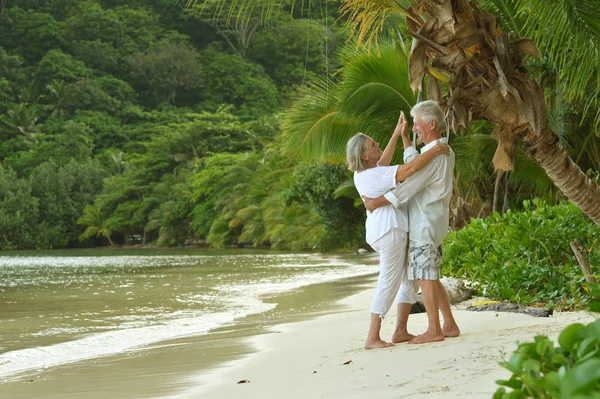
[{"left": 0, "top": 0, "right": 365, "bottom": 250}]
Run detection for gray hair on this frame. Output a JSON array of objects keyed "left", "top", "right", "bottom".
[
  {"left": 346, "top": 133, "right": 369, "bottom": 172},
  {"left": 411, "top": 100, "right": 446, "bottom": 133}
]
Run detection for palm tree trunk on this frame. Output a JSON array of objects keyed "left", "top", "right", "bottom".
[
  {"left": 106, "top": 235, "right": 115, "bottom": 246},
  {"left": 523, "top": 127, "right": 600, "bottom": 226}
]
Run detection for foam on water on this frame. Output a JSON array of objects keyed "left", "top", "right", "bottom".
[
  {"left": 0, "top": 253, "right": 376, "bottom": 380},
  {"left": 0, "top": 306, "right": 270, "bottom": 381}
]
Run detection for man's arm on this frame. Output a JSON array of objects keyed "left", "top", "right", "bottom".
[{"left": 364, "top": 154, "right": 446, "bottom": 211}]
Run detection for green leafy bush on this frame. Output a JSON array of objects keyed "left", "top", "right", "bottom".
[
  {"left": 494, "top": 283, "right": 600, "bottom": 399},
  {"left": 442, "top": 200, "right": 600, "bottom": 309}
]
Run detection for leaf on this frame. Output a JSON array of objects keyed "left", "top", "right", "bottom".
[
  {"left": 575, "top": 337, "right": 599, "bottom": 360},
  {"left": 427, "top": 75, "right": 442, "bottom": 102},
  {"left": 581, "top": 319, "right": 600, "bottom": 339},
  {"left": 560, "top": 359, "right": 600, "bottom": 398},
  {"left": 496, "top": 378, "right": 523, "bottom": 389},
  {"left": 558, "top": 323, "right": 585, "bottom": 351},
  {"left": 409, "top": 40, "right": 427, "bottom": 93},
  {"left": 513, "top": 38, "right": 542, "bottom": 61}
]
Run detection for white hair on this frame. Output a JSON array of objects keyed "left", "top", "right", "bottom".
[
  {"left": 411, "top": 100, "right": 446, "bottom": 133},
  {"left": 346, "top": 133, "right": 369, "bottom": 172}
]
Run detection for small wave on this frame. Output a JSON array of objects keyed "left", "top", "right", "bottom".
[{"left": 0, "top": 302, "right": 273, "bottom": 381}]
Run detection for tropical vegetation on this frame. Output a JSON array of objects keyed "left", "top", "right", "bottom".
[
  {"left": 493, "top": 282, "right": 600, "bottom": 398},
  {"left": 0, "top": 0, "right": 366, "bottom": 251},
  {"left": 0, "top": 0, "right": 598, "bottom": 263}
]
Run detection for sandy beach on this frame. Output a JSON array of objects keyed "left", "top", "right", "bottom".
[{"left": 176, "top": 288, "right": 597, "bottom": 399}]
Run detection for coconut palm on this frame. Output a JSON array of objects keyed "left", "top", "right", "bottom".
[
  {"left": 77, "top": 204, "right": 115, "bottom": 246},
  {"left": 1, "top": 103, "right": 42, "bottom": 144},
  {"left": 338, "top": 0, "right": 600, "bottom": 226},
  {"left": 195, "top": 0, "right": 600, "bottom": 226}
]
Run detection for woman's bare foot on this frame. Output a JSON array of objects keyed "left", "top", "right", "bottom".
[
  {"left": 443, "top": 324, "right": 461, "bottom": 337},
  {"left": 391, "top": 332, "right": 416, "bottom": 343},
  {"left": 364, "top": 338, "right": 395, "bottom": 349},
  {"left": 408, "top": 332, "right": 444, "bottom": 344}
]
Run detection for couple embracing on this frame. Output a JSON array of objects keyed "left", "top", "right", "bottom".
[{"left": 346, "top": 100, "right": 461, "bottom": 348}]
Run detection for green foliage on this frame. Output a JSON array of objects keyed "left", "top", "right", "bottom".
[
  {"left": 3, "top": 120, "right": 94, "bottom": 175},
  {"left": 190, "top": 153, "right": 247, "bottom": 238},
  {"left": 443, "top": 200, "right": 600, "bottom": 309},
  {"left": 0, "top": 167, "right": 39, "bottom": 249},
  {"left": 284, "top": 162, "right": 365, "bottom": 251},
  {"left": 29, "top": 159, "right": 105, "bottom": 248},
  {"left": 494, "top": 285, "right": 600, "bottom": 399},
  {"left": 33, "top": 49, "right": 89, "bottom": 87},
  {"left": 0, "top": 7, "right": 66, "bottom": 62},
  {"left": 282, "top": 38, "right": 416, "bottom": 162},
  {"left": 146, "top": 173, "right": 194, "bottom": 246},
  {"left": 0, "top": 160, "right": 104, "bottom": 250},
  {"left": 127, "top": 41, "right": 204, "bottom": 105},
  {"left": 248, "top": 19, "right": 334, "bottom": 95},
  {"left": 200, "top": 48, "right": 279, "bottom": 119}
]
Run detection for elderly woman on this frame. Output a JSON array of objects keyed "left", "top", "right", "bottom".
[{"left": 347, "top": 111, "right": 449, "bottom": 349}]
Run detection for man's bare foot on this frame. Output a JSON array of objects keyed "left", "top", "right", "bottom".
[
  {"left": 408, "top": 332, "right": 444, "bottom": 344},
  {"left": 443, "top": 324, "right": 461, "bottom": 337},
  {"left": 391, "top": 332, "right": 416, "bottom": 343},
  {"left": 364, "top": 339, "right": 395, "bottom": 349}
]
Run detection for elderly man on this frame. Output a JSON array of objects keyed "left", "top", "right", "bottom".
[{"left": 363, "top": 100, "right": 460, "bottom": 344}]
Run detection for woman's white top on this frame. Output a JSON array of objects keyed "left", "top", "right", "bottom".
[{"left": 354, "top": 165, "right": 409, "bottom": 246}]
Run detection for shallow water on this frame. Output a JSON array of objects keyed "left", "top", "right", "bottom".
[{"left": 0, "top": 248, "right": 377, "bottom": 387}]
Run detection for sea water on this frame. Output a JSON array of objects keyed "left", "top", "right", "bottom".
[{"left": 0, "top": 249, "right": 376, "bottom": 382}]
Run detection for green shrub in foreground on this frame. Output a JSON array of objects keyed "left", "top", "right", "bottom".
[
  {"left": 494, "top": 283, "right": 600, "bottom": 399},
  {"left": 442, "top": 200, "right": 600, "bottom": 309}
]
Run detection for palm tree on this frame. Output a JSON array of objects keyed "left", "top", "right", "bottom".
[
  {"left": 46, "top": 80, "right": 68, "bottom": 117},
  {"left": 77, "top": 205, "right": 115, "bottom": 246},
  {"left": 1, "top": 103, "right": 42, "bottom": 145},
  {"left": 338, "top": 0, "right": 600, "bottom": 225},
  {"left": 194, "top": 0, "right": 600, "bottom": 226}
]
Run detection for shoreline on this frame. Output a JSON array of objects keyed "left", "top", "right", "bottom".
[
  {"left": 0, "top": 269, "right": 379, "bottom": 399},
  {"left": 173, "top": 288, "right": 597, "bottom": 399}
]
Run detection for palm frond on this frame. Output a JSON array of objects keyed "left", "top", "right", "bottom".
[
  {"left": 509, "top": 146, "right": 556, "bottom": 198},
  {"left": 186, "top": 0, "right": 284, "bottom": 25},
  {"left": 480, "top": 0, "right": 523, "bottom": 36},
  {"left": 338, "top": 0, "right": 410, "bottom": 48},
  {"left": 500, "top": 0, "right": 600, "bottom": 125},
  {"left": 282, "top": 39, "right": 417, "bottom": 162}
]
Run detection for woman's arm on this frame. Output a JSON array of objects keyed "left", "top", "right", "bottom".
[
  {"left": 377, "top": 112, "right": 407, "bottom": 166},
  {"left": 394, "top": 141, "right": 449, "bottom": 182}
]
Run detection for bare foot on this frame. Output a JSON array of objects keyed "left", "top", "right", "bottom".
[
  {"left": 364, "top": 339, "right": 395, "bottom": 349},
  {"left": 443, "top": 324, "right": 461, "bottom": 338},
  {"left": 391, "top": 332, "right": 416, "bottom": 343},
  {"left": 408, "top": 332, "right": 444, "bottom": 345}
]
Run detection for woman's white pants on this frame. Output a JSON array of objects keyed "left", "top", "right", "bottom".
[{"left": 369, "top": 228, "right": 418, "bottom": 317}]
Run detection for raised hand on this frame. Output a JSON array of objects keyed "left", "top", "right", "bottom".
[{"left": 393, "top": 111, "right": 408, "bottom": 139}]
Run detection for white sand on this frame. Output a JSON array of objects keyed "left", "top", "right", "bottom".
[{"left": 176, "top": 289, "right": 597, "bottom": 399}]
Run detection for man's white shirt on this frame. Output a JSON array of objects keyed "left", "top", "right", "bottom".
[{"left": 383, "top": 137, "right": 454, "bottom": 246}]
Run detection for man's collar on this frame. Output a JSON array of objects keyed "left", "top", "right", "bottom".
[{"left": 420, "top": 137, "right": 447, "bottom": 153}]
